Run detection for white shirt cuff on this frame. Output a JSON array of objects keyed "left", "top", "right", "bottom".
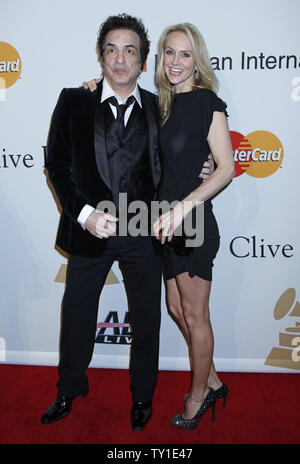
[{"left": 77, "top": 204, "right": 95, "bottom": 229}]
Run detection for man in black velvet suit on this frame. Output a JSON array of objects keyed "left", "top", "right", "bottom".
[{"left": 41, "top": 14, "right": 162, "bottom": 431}]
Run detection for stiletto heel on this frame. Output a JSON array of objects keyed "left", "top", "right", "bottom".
[
  {"left": 214, "top": 383, "right": 229, "bottom": 406},
  {"left": 211, "top": 398, "right": 216, "bottom": 422},
  {"left": 171, "top": 388, "right": 215, "bottom": 430}
]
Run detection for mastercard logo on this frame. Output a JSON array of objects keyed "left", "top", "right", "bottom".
[
  {"left": 230, "top": 130, "right": 284, "bottom": 178},
  {"left": 0, "top": 42, "right": 22, "bottom": 88}
]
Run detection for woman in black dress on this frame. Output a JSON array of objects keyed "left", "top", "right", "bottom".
[{"left": 153, "top": 23, "right": 235, "bottom": 429}]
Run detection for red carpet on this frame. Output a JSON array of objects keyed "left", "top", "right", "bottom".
[{"left": 0, "top": 364, "right": 299, "bottom": 446}]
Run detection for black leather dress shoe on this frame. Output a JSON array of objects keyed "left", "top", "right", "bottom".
[
  {"left": 41, "top": 391, "right": 88, "bottom": 425},
  {"left": 131, "top": 400, "right": 152, "bottom": 431}
]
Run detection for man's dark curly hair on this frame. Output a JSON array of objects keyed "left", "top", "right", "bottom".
[{"left": 97, "top": 13, "right": 150, "bottom": 70}]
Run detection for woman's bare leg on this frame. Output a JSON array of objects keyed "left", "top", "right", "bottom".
[
  {"left": 165, "top": 276, "right": 222, "bottom": 387},
  {"left": 166, "top": 272, "right": 222, "bottom": 419}
]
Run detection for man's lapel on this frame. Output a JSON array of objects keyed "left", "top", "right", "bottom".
[
  {"left": 139, "top": 87, "right": 161, "bottom": 189},
  {"left": 93, "top": 80, "right": 112, "bottom": 191}
]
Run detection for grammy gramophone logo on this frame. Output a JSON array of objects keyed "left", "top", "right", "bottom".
[{"left": 265, "top": 288, "right": 300, "bottom": 370}]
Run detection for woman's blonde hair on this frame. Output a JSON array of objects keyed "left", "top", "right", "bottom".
[{"left": 156, "top": 23, "right": 218, "bottom": 124}]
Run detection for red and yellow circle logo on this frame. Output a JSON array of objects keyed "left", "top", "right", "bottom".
[
  {"left": 0, "top": 42, "right": 22, "bottom": 88},
  {"left": 231, "top": 130, "right": 284, "bottom": 178}
]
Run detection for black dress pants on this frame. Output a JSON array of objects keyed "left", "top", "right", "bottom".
[{"left": 57, "top": 235, "right": 162, "bottom": 403}]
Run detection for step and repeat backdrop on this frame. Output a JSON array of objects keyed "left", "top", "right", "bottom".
[{"left": 1, "top": 0, "right": 299, "bottom": 373}]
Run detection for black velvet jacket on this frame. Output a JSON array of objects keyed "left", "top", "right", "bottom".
[{"left": 46, "top": 81, "right": 161, "bottom": 257}]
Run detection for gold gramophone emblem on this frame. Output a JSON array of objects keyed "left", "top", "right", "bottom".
[{"left": 265, "top": 288, "right": 300, "bottom": 370}]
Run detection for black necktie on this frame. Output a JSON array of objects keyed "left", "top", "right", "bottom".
[
  {"left": 105, "top": 95, "right": 135, "bottom": 208},
  {"left": 107, "top": 95, "right": 135, "bottom": 143}
]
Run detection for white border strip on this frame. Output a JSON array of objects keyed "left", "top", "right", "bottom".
[{"left": 1, "top": 351, "right": 298, "bottom": 373}]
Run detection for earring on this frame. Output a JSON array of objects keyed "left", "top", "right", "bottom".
[{"left": 194, "top": 68, "right": 199, "bottom": 79}]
